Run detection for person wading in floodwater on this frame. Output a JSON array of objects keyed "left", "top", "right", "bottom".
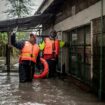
[{"left": 11, "top": 30, "right": 40, "bottom": 83}]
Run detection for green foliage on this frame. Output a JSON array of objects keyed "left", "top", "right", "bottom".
[
  {"left": 0, "top": 32, "right": 28, "bottom": 57},
  {"left": 5, "top": 0, "right": 35, "bottom": 18},
  {"left": 0, "top": 32, "right": 8, "bottom": 44},
  {"left": 12, "top": 32, "right": 29, "bottom": 57},
  {"left": 16, "top": 32, "right": 29, "bottom": 41},
  {"left": 0, "top": 32, "right": 8, "bottom": 56}
]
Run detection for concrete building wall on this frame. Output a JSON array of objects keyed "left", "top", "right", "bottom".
[
  {"left": 42, "top": 0, "right": 104, "bottom": 36},
  {"left": 54, "top": 1, "right": 105, "bottom": 32},
  {"left": 41, "top": 1, "right": 102, "bottom": 75},
  {"left": 41, "top": 1, "right": 102, "bottom": 74},
  {"left": 55, "top": 0, "right": 100, "bottom": 24},
  {"left": 39, "top": 0, "right": 105, "bottom": 98}
]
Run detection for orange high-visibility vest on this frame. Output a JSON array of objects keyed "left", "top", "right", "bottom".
[
  {"left": 20, "top": 41, "right": 39, "bottom": 63},
  {"left": 44, "top": 38, "right": 60, "bottom": 57}
]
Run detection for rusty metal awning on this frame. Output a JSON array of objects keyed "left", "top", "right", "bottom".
[{"left": 0, "top": 14, "right": 52, "bottom": 32}]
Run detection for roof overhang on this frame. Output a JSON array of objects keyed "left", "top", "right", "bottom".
[
  {"left": 36, "top": 0, "right": 64, "bottom": 14},
  {"left": 35, "top": 0, "right": 54, "bottom": 14},
  {"left": 0, "top": 14, "right": 53, "bottom": 32}
]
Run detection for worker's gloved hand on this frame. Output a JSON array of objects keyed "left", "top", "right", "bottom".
[{"left": 12, "top": 27, "right": 18, "bottom": 34}]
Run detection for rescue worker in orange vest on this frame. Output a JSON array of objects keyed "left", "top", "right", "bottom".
[
  {"left": 11, "top": 31, "right": 40, "bottom": 83},
  {"left": 43, "top": 30, "right": 60, "bottom": 78}
]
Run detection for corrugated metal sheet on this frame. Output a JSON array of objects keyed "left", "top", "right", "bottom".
[{"left": 0, "top": 14, "right": 52, "bottom": 32}]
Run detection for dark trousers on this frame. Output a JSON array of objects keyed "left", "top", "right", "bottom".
[
  {"left": 46, "top": 59, "right": 57, "bottom": 78},
  {"left": 19, "top": 60, "right": 35, "bottom": 83}
]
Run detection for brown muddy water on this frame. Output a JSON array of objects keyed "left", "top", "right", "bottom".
[{"left": 0, "top": 73, "right": 104, "bottom": 105}]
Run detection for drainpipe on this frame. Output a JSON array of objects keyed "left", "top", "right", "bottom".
[{"left": 99, "top": 0, "right": 103, "bottom": 100}]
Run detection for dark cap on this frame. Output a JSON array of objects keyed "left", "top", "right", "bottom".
[{"left": 50, "top": 30, "right": 57, "bottom": 38}]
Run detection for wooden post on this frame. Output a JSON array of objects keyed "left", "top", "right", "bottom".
[{"left": 6, "top": 32, "right": 11, "bottom": 73}]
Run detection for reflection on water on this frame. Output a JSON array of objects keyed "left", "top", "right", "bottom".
[{"left": 0, "top": 73, "right": 104, "bottom": 105}]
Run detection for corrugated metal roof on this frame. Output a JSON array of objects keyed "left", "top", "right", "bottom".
[{"left": 0, "top": 14, "right": 52, "bottom": 32}]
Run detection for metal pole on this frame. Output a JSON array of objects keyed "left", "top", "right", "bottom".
[
  {"left": 99, "top": 0, "right": 103, "bottom": 100},
  {"left": 90, "top": 21, "right": 93, "bottom": 81},
  {"left": 83, "top": 27, "right": 86, "bottom": 81},
  {"left": 39, "top": 29, "right": 41, "bottom": 36},
  {"left": 61, "top": 31, "right": 63, "bottom": 73}
]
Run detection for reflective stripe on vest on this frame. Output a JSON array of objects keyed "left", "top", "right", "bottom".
[
  {"left": 21, "top": 53, "right": 36, "bottom": 58},
  {"left": 44, "top": 38, "right": 60, "bottom": 56},
  {"left": 20, "top": 41, "right": 39, "bottom": 63}
]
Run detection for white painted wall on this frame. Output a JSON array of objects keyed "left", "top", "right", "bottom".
[
  {"left": 54, "top": 1, "right": 105, "bottom": 31},
  {"left": 41, "top": 1, "right": 105, "bottom": 75}
]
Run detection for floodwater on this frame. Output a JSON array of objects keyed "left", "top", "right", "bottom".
[{"left": 0, "top": 73, "right": 104, "bottom": 105}]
